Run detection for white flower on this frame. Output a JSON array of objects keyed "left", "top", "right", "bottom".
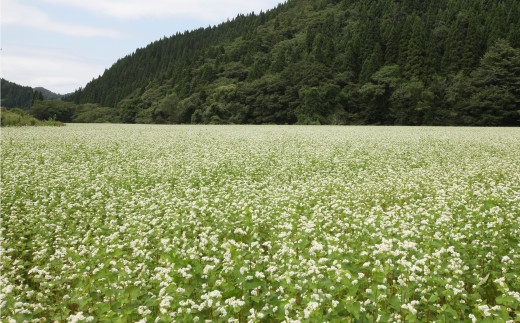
[{"left": 67, "top": 312, "right": 94, "bottom": 323}]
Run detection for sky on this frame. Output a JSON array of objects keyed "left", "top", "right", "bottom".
[{"left": 1, "top": 0, "right": 284, "bottom": 94}]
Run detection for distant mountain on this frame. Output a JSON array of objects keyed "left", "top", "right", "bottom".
[
  {"left": 34, "top": 87, "right": 65, "bottom": 100},
  {"left": 60, "top": 0, "right": 520, "bottom": 126}
]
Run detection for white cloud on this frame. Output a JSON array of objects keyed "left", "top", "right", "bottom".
[
  {"left": 1, "top": 46, "right": 108, "bottom": 94},
  {"left": 37, "top": 0, "right": 283, "bottom": 21},
  {"left": 1, "top": 0, "right": 126, "bottom": 38}
]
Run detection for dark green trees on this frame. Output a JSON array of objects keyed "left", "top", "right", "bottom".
[
  {"left": 463, "top": 40, "right": 520, "bottom": 126},
  {"left": 1, "top": 79, "right": 34, "bottom": 109},
  {"left": 32, "top": 91, "right": 44, "bottom": 105},
  {"left": 29, "top": 100, "right": 75, "bottom": 122},
  {"left": 358, "top": 65, "right": 400, "bottom": 124}
]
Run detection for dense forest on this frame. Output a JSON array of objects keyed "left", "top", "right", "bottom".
[
  {"left": 58, "top": 0, "right": 520, "bottom": 126},
  {"left": 1, "top": 79, "right": 34, "bottom": 110}
]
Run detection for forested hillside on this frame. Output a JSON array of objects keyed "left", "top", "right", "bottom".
[
  {"left": 1, "top": 79, "right": 34, "bottom": 110},
  {"left": 64, "top": 0, "right": 520, "bottom": 126}
]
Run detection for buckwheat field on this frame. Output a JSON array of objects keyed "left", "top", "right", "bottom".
[{"left": 1, "top": 124, "right": 519, "bottom": 322}]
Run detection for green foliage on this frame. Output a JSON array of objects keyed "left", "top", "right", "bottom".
[
  {"left": 29, "top": 100, "right": 75, "bottom": 122},
  {"left": 1, "top": 107, "right": 64, "bottom": 126},
  {"left": 153, "top": 93, "right": 180, "bottom": 123},
  {"left": 118, "top": 97, "right": 141, "bottom": 124},
  {"left": 358, "top": 65, "right": 401, "bottom": 124},
  {"left": 27, "top": 98, "right": 117, "bottom": 124},
  {"left": 72, "top": 104, "right": 120, "bottom": 123},
  {"left": 61, "top": 0, "right": 520, "bottom": 126},
  {"left": 297, "top": 83, "right": 345, "bottom": 124},
  {"left": 389, "top": 78, "right": 427, "bottom": 125}
]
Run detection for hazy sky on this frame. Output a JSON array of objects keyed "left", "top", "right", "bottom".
[{"left": 1, "top": 0, "right": 284, "bottom": 94}]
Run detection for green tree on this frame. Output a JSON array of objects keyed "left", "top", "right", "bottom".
[
  {"left": 296, "top": 83, "right": 344, "bottom": 124},
  {"left": 179, "top": 93, "right": 202, "bottom": 123},
  {"left": 191, "top": 109, "right": 203, "bottom": 124},
  {"left": 118, "top": 98, "right": 141, "bottom": 123},
  {"left": 153, "top": 93, "right": 180, "bottom": 123},
  {"left": 464, "top": 40, "right": 520, "bottom": 126},
  {"left": 384, "top": 24, "right": 400, "bottom": 64},
  {"left": 462, "top": 15, "right": 482, "bottom": 70},
  {"left": 29, "top": 100, "right": 75, "bottom": 122},
  {"left": 359, "top": 43, "right": 383, "bottom": 84},
  {"left": 405, "top": 16, "right": 427, "bottom": 78},
  {"left": 442, "top": 12, "right": 468, "bottom": 73},
  {"left": 297, "top": 87, "right": 322, "bottom": 124},
  {"left": 247, "top": 60, "right": 264, "bottom": 81},
  {"left": 358, "top": 65, "right": 401, "bottom": 124},
  {"left": 270, "top": 49, "right": 286, "bottom": 73},
  {"left": 32, "top": 90, "right": 44, "bottom": 105},
  {"left": 389, "top": 78, "right": 426, "bottom": 125},
  {"left": 58, "top": 0, "right": 520, "bottom": 126}
]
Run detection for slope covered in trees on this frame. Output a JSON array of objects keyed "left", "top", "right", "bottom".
[
  {"left": 1, "top": 79, "right": 34, "bottom": 110},
  {"left": 64, "top": 0, "right": 520, "bottom": 126}
]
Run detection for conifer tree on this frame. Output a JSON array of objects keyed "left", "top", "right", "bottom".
[
  {"left": 359, "top": 43, "right": 383, "bottom": 84},
  {"left": 405, "top": 16, "right": 427, "bottom": 78},
  {"left": 462, "top": 15, "right": 482, "bottom": 70}
]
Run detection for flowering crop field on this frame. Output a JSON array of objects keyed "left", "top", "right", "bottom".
[{"left": 1, "top": 124, "right": 520, "bottom": 322}]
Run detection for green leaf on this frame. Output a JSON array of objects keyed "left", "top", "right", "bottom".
[
  {"left": 342, "top": 264, "right": 355, "bottom": 272},
  {"left": 347, "top": 284, "right": 359, "bottom": 296},
  {"left": 352, "top": 302, "right": 360, "bottom": 319},
  {"left": 496, "top": 296, "right": 515, "bottom": 306},
  {"left": 389, "top": 295, "right": 401, "bottom": 310},
  {"left": 130, "top": 286, "right": 140, "bottom": 299},
  {"left": 244, "top": 278, "right": 263, "bottom": 290},
  {"left": 145, "top": 297, "right": 160, "bottom": 307},
  {"left": 445, "top": 304, "right": 457, "bottom": 316},
  {"left": 319, "top": 278, "right": 333, "bottom": 289},
  {"left": 428, "top": 294, "right": 439, "bottom": 303},
  {"left": 372, "top": 272, "right": 385, "bottom": 283},
  {"left": 380, "top": 312, "right": 391, "bottom": 322},
  {"left": 124, "top": 307, "right": 134, "bottom": 315}
]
